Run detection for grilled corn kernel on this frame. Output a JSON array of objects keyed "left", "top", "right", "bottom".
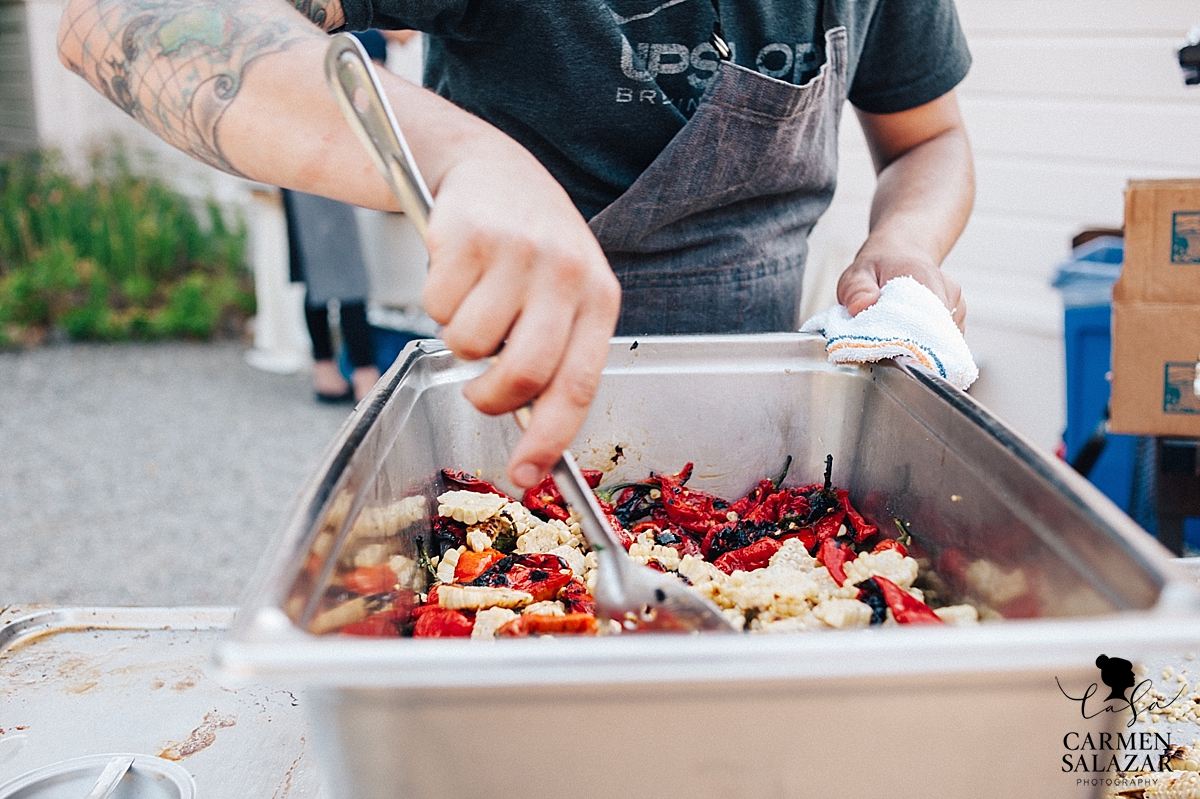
[
  {"left": 438, "top": 584, "right": 533, "bottom": 611},
  {"left": 1146, "top": 770, "right": 1200, "bottom": 798},
  {"left": 437, "top": 491, "right": 508, "bottom": 525}
]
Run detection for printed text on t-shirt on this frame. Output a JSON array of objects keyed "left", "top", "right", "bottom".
[{"left": 617, "top": 38, "right": 818, "bottom": 112}]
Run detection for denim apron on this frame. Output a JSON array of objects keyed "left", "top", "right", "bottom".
[{"left": 588, "top": 20, "right": 849, "bottom": 335}]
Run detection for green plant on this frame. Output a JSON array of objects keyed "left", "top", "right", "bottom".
[{"left": 0, "top": 146, "right": 254, "bottom": 346}]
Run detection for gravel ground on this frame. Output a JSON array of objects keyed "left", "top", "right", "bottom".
[{"left": 0, "top": 342, "right": 351, "bottom": 606}]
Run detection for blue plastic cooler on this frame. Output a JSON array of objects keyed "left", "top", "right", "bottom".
[{"left": 1053, "top": 237, "right": 1145, "bottom": 516}]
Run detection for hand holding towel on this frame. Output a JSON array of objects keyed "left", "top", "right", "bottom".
[{"left": 800, "top": 275, "right": 979, "bottom": 390}]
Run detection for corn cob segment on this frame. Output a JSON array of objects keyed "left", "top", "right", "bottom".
[{"left": 437, "top": 584, "right": 534, "bottom": 610}]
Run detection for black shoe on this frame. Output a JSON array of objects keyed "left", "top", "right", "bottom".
[{"left": 315, "top": 387, "right": 355, "bottom": 404}]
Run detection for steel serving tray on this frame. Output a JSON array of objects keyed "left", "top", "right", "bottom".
[
  {"left": 218, "top": 334, "right": 1200, "bottom": 799},
  {"left": 0, "top": 606, "right": 321, "bottom": 798}
]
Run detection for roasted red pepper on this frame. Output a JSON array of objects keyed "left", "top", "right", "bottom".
[
  {"left": 679, "top": 536, "right": 703, "bottom": 558},
  {"left": 441, "top": 469, "right": 510, "bottom": 498},
  {"left": 817, "top": 538, "right": 856, "bottom": 587},
  {"left": 865, "top": 575, "right": 943, "bottom": 625},
  {"left": 747, "top": 488, "right": 811, "bottom": 525},
  {"left": 412, "top": 607, "right": 475, "bottom": 637},
  {"left": 698, "top": 520, "right": 729, "bottom": 557},
  {"left": 453, "top": 548, "right": 505, "bottom": 583},
  {"left": 598, "top": 496, "right": 635, "bottom": 549},
  {"left": 812, "top": 508, "right": 847, "bottom": 543},
  {"left": 498, "top": 612, "right": 598, "bottom": 637},
  {"left": 727, "top": 478, "right": 777, "bottom": 520},
  {"left": 522, "top": 475, "right": 571, "bottom": 522},
  {"left": 521, "top": 470, "right": 602, "bottom": 522},
  {"left": 630, "top": 520, "right": 660, "bottom": 536},
  {"left": 839, "top": 489, "right": 878, "bottom": 541},
  {"left": 469, "top": 553, "right": 573, "bottom": 603},
  {"left": 431, "top": 517, "right": 467, "bottom": 551},
  {"left": 342, "top": 563, "right": 399, "bottom": 595},
  {"left": 741, "top": 491, "right": 784, "bottom": 524},
  {"left": 778, "top": 528, "right": 817, "bottom": 553},
  {"left": 714, "top": 537, "right": 782, "bottom": 575},
  {"left": 658, "top": 462, "right": 728, "bottom": 533},
  {"left": 871, "top": 539, "right": 909, "bottom": 557}
]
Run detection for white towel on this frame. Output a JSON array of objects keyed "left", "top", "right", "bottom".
[{"left": 800, "top": 275, "right": 979, "bottom": 390}]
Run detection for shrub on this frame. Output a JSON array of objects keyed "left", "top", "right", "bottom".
[{"left": 0, "top": 147, "right": 254, "bottom": 346}]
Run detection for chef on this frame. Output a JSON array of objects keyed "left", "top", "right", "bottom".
[{"left": 58, "top": 0, "right": 974, "bottom": 488}]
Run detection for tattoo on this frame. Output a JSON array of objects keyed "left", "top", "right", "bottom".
[
  {"left": 291, "top": 0, "right": 345, "bottom": 32},
  {"left": 58, "top": 0, "right": 345, "bottom": 177}
]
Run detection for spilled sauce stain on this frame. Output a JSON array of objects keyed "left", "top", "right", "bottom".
[
  {"left": 271, "top": 737, "right": 305, "bottom": 799},
  {"left": 170, "top": 679, "right": 196, "bottom": 692},
  {"left": 157, "top": 711, "right": 237, "bottom": 760}
]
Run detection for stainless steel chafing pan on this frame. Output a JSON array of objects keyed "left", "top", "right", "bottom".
[{"left": 219, "top": 333, "right": 1200, "bottom": 799}]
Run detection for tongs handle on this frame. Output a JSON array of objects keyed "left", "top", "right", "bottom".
[{"left": 324, "top": 33, "right": 433, "bottom": 237}]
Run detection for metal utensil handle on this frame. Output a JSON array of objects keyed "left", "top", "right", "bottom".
[
  {"left": 83, "top": 756, "right": 134, "bottom": 799},
  {"left": 324, "top": 33, "right": 433, "bottom": 237},
  {"left": 551, "top": 454, "right": 625, "bottom": 554}
]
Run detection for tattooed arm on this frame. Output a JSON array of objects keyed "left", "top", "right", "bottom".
[
  {"left": 57, "top": 0, "right": 621, "bottom": 490},
  {"left": 58, "top": 0, "right": 354, "bottom": 182}
]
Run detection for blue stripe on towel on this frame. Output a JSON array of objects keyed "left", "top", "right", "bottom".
[{"left": 824, "top": 334, "right": 947, "bottom": 379}]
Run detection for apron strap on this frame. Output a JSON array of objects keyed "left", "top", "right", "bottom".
[{"left": 708, "top": 0, "right": 731, "bottom": 60}]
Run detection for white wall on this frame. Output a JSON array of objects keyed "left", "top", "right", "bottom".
[
  {"left": 1, "top": 1, "right": 39, "bottom": 154},
  {"left": 804, "top": 0, "right": 1200, "bottom": 452}
]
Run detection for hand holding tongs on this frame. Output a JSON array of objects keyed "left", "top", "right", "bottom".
[{"left": 324, "top": 34, "right": 734, "bottom": 633}]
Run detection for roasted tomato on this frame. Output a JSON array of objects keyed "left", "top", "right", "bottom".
[
  {"left": 343, "top": 563, "right": 398, "bottom": 595},
  {"left": 558, "top": 578, "right": 595, "bottom": 615},
  {"left": 498, "top": 613, "right": 597, "bottom": 637},
  {"left": 412, "top": 607, "right": 474, "bottom": 637}
]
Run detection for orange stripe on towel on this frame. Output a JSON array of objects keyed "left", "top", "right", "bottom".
[{"left": 826, "top": 339, "right": 936, "bottom": 372}]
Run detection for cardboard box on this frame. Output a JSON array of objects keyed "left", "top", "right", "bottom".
[{"left": 1110, "top": 179, "right": 1200, "bottom": 436}]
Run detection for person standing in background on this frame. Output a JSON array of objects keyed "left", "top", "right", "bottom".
[{"left": 283, "top": 29, "right": 387, "bottom": 403}]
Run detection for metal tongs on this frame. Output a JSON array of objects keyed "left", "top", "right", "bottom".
[{"left": 323, "top": 34, "right": 734, "bottom": 633}]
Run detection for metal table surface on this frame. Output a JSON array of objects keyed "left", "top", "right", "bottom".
[{"left": 0, "top": 606, "right": 322, "bottom": 798}]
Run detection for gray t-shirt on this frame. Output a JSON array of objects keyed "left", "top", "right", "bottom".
[{"left": 339, "top": 0, "right": 971, "bottom": 220}]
